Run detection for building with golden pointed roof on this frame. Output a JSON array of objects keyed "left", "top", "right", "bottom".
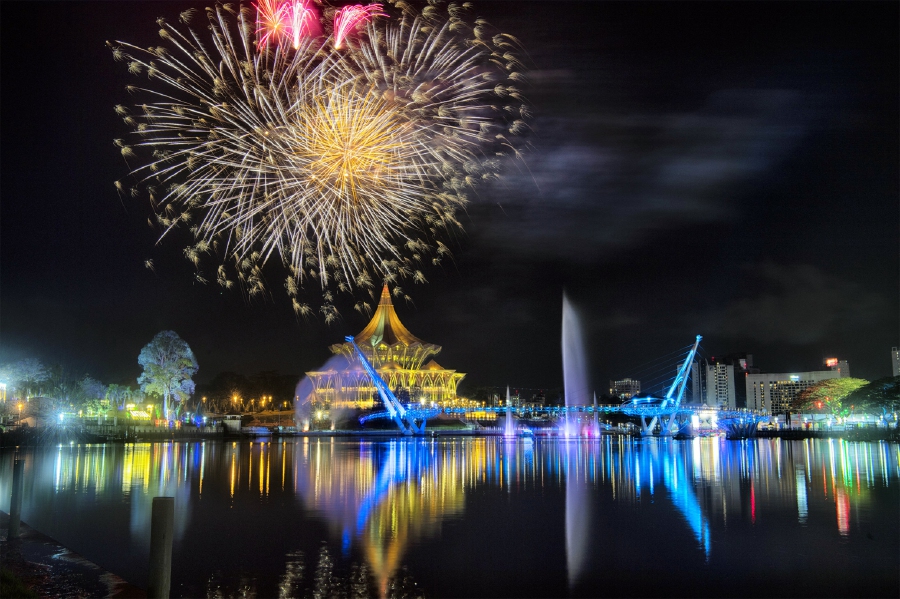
[{"left": 304, "top": 286, "right": 466, "bottom": 410}]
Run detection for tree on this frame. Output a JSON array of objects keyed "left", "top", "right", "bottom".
[
  {"left": 45, "top": 365, "right": 83, "bottom": 416},
  {"left": 137, "top": 331, "right": 198, "bottom": 420},
  {"left": 80, "top": 376, "right": 108, "bottom": 414},
  {"left": 105, "top": 384, "right": 131, "bottom": 409},
  {"left": 843, "top": 376, "right": 900, "bottom": 415},
  {"left": 198, "top": 371, "right": 251, "bottom": 412},
  {"left": 792, "top": 378, "right": 869, "bottom": 418},
  {"left": 0, "top": 358, "right": 50, "bottom": 399}
]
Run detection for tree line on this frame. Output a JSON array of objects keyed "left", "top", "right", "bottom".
[
  {"left": 1, "top": 331, "right": 298, "bottom": 423},
  {"left": 790, "top": 376, "right": 900, "bottom": 419}
]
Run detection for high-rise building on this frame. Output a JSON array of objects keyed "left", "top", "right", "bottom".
[
  {"left": 610, "top": 378, "right": 641, "bottom": 399},
  {"left": 892, "top": 347, "right": 899, "bottom": 377},
  {"left": 691, "top": 353, "right": 756, "bottom": 409},
  {"left": 745, "top": 370, "right": 840, "bottom": 414},
  {"left": 706, "top": 361, "right": 735, "bottom": 408},
  {"left": 824, "top": 357, "right": 850, "bottom": 378}
]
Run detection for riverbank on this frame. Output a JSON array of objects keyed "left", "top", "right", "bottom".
[
  {"left": 0, "top": 426, "right": 223, "bottom": 448},
  {"left": 0, "top": 512, "right": 144, "bottom": 598},
  {"left": 2, "top": 425, "right": 898, "bottom": 446}
]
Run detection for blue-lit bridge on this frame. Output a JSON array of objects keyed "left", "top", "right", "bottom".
[
  {"left": 359, "top": 404, "right": 767, "bottom": 437},
  {"left": 354, "top": 333, "right": 767, "bottom": 437}
]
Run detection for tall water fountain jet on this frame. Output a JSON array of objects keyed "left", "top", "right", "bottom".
[
  {"left": 561, "top": 292, "right": 592, "bottom": 587},
  {"left": 504, "top": 386, "right": 515, "bottom": 437},
  {"left": 561, "top": 292, "right": 589, "bottom": 437}
]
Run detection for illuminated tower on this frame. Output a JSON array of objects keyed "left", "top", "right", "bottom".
[{"left": 305, "top": 285, "right": 465, "bottom": 409}]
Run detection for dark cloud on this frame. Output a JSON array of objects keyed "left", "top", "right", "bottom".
[
  {"left": 472, "top": 87, "right": 809, "bottom": 262},
  {"left": 587, "top": 312, "right": 643, "bottom": 333},
  {"left": 702, "top": 263, "right": 890, "bottom": 345}
]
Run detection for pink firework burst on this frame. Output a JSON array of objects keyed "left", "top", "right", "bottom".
[
  {"left": 333, "top": 4, "right": 386, "bottom": 49},
  {"left": 255, "top": 0, "right": 319, "bottom": 49},
  {"left": 285, "top": 0, "right": 319, "bottom": 49}
]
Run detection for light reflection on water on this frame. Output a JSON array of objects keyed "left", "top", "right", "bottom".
[{"left": 1, "top": 436, "right": 897, "bottom": 597}]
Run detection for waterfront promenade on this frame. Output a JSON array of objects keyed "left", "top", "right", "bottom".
[{"left": 1, "top": 418, "right": 897, "bottom": 447}]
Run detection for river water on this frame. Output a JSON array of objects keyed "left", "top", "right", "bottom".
[{"left": 1, "top": 436, "right": 897, "bottom": 598}]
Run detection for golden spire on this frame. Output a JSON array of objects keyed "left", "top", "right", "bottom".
[{"left": 354, "top": 285, "right": 425, "bottom": 347}]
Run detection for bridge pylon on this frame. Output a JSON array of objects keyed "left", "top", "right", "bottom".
[
  {"left": 346, "top": 336, "right": 428, "bottom": 435},
  {"left": 626, "top": 336, "right": 702, "bottom": 437}
]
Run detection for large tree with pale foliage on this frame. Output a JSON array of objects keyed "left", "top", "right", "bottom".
[
  {"left": 137, "top": 331, "right": 198, "bottom": 420},
  {"left": 791, "top": 377, "right": 869, "bottom": 418},
  {"left": 0, "top": 358, "right": 50, "bottom": 399}
]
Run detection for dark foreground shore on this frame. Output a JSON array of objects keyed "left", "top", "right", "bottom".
[{"left": 0, "top": 512, "right": 144, "bottom": 599}]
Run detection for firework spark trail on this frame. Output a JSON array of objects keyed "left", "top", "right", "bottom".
[
  {"left": 286, "top": 0, "right": 319, "bottom": 49},
  {"left": 333, "top": 3, "right": 386, "bottom": 49},
  {"left": 112, "top": 1, "right": 529, "bottom": 316}
]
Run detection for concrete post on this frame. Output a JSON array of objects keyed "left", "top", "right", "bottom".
[
  {"left": 147, "top": 496, "right": 175, "bottom": 599},
  {"left": 8, "top": 456, "right": 25, "bottom": 539}
]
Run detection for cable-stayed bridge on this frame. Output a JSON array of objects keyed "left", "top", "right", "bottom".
[{"left": 354, "top": 333, "right": 766, "bottom": 437}]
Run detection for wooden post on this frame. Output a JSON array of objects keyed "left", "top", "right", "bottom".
[
  {"left": 8, "top": 456, "right": 25, "bottom": 539},
  {"left": 147, "top": 497, "right": 175, "bottom": 599}
]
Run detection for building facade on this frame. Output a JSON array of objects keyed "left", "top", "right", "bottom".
[
  {"left": 304, "top": 286, "right": 465, "bottom": 410},
  {"left": 610, "top": 378, "right": 641, "bottom": 399},
  {"left": 706, "top": 362, "right": 736, "bottom": 409},
  {"left": 745, "top": 370, "right": 840, "bottom": 414},
  {"left": 691, "top": 353, "right": 756, "bottom": 409},
  {"left": 892, "top": 347, "right": 899, "bottom": 377}
]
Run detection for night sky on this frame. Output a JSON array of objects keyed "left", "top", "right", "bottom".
[{"left": 2, "top": 1, "right": 897, "bottom": 394}]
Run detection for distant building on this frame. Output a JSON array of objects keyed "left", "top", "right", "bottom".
[
  {"left": 892, "top": 347, "right": 899, "bottom": 377},
  {"left": 691, "top": 353, "right": 757, "bottom": 409},
  {"left": 610, "top": 378, "right": 641, "bottom": 399},
  {"left": 824, "top": 357, "right": 850, "bottom": 378},
  {"left": 706, "top": 361, "right": 736, "bottom": 409},
  {"left": 745, "top": 370, "right": 840, "bottom": 414}
]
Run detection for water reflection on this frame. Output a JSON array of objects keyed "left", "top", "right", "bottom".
[
  {"left": 0, "top": 437, "right": 897, "bottom": 597},
  {"left": 293, "top": 439, "right": 475, "bottom": 595},
  {"left": 7, "top": 443, "right": 197, "bottom": 549}
]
